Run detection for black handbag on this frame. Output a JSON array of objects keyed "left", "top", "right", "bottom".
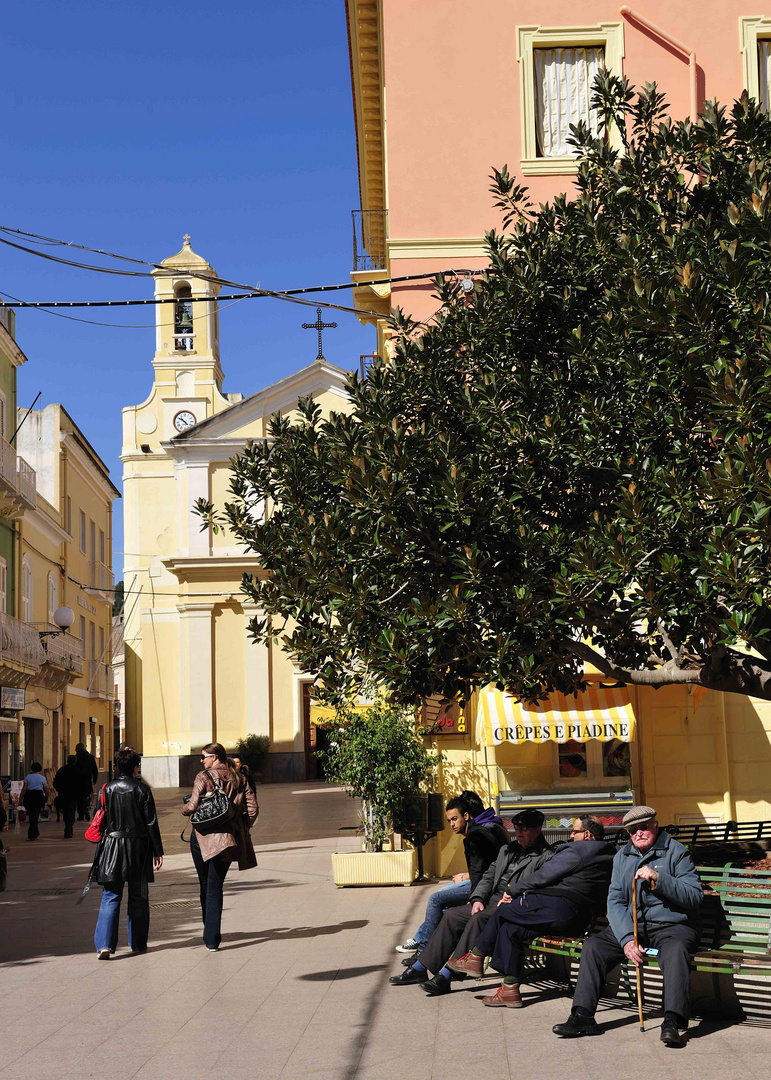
[{"left": 189, "top": 770, "right": 235, "bottom": 834}]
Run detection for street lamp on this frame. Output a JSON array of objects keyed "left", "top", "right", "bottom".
[{"left": 39, "top": 606, "right": 76, "bottom": 639}]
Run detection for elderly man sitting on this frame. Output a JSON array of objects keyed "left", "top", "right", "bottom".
[{"left": 553, "top": 805, "right": 703, "bottom": 1047}]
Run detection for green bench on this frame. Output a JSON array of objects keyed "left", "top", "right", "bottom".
[{"left": 526, "top": 864, "right": 771, "bottom": 992}]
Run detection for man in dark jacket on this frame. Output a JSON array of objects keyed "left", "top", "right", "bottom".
[
  {"left": 448, "top": 815, "right": 616, "bottom": 1006},
  {"left": 84, "top": 749, "right": 163, "bottom": 957},
  {"left": 394, "top": 792, "right": 510, "bottom": 957},
  {"left": 391, "top": 809, "right": 552, "bottom": 995},
  {"left": 553, "top": 806, "right": 703, "bottom": 1047},
  {"left": 74, "top": 742, "right": 98, "bottom": 820},
  {"left": 53, "top": 755, "right": 85, "bottom": 838}
]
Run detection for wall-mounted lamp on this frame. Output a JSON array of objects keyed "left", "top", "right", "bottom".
[{"left": 39, "top": 606, "right": 76, "bottom": 640}]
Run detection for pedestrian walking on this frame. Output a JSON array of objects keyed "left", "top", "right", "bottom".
[
  {"left": 19, "top": 763, "right": 50, "bottom": 841},
  {"left": 74, "top": 742, "right": 98, "bottom": 820},
  {"left": 86, "top": 748, "right": 164, "bottom": 958},
  {"left": 53, "top": 755, "right": 85, "bottom": 838},
  {"left": 183, "top": 742, "right": 259, "bottom": 951}
]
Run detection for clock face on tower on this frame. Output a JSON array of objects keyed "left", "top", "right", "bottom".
[{"left": 173, "top": 410, "right": 196, "bottom": 432}]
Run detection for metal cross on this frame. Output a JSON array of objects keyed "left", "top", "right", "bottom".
[{"left": 302, "top": 307, "right": 337, "bottom": 360}]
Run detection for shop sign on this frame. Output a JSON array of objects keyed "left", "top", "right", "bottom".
[{"left": 0, "top": 687, "right": 25, "bottom": 710}]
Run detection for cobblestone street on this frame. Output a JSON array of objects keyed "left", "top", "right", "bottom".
[{"left": 2, "top": 783, "right": 769, "bottom": 1079}]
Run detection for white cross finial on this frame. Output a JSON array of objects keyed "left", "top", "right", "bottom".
[{"left": 182, "top": 233, "right": 191, "bottom": 245}]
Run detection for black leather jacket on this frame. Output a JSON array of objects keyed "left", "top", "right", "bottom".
[{"left": 95, "top": 776, "right": 163, "bottom": 885}]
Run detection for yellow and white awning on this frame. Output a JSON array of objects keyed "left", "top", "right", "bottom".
[{"left": 475, "top": 685, "right": 635, "bottom": 747}]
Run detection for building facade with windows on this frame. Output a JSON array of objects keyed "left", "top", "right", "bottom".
[
  {"left": 15, "top": 404, "right": 119, "bottom": 778},
  {"left": 122, "top": 238, "right": 352, "bottom": 787},
  {"left": 346, "top": 1, "right": 771, "bottom": 870}
]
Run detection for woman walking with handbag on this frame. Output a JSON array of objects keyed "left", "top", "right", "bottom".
[
  {"left": 89, "top": 748, "right": 163, "bottom": 958},
  {"left": 183, "top": 742, "right": 259, "bottom": 951}
]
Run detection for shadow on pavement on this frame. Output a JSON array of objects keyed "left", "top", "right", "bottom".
[{"left": 299, "top": 964, "right": 387, "bottom": 981}]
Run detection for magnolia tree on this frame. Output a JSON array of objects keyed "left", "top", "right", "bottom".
[{"left": 200, "top": 77, "right": 771, "bottom": 705}]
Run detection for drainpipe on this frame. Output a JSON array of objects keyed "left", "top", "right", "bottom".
[{"left": 619, "top": 7, "right": 698, "bottom": 120}]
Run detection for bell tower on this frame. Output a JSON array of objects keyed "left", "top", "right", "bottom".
[{"left": 152, "top": 234, "right": 222, "bottom": 385}]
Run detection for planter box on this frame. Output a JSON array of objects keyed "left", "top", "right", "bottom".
[{"left": 331, "top": 849, "right": 417, "bottom": 887}]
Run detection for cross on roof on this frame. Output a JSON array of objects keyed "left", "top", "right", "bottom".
[
  {"left": 182, "top": 233, "right": 191, "bottom": 244},
  {"left": 302, "top": 307, "right": 338, "bottom": 361}
]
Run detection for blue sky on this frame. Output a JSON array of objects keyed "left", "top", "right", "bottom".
[{"left": 0, "top": 0, "right": 373, "bottom": 566}]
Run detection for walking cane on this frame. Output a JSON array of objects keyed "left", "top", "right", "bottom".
[{"left": 631, "top": 878, "right": 645, "bottom": 1032}]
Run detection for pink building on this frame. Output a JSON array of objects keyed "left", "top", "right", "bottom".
[{"left": 346, "top": 2, "right": 771, "bottom": 335}]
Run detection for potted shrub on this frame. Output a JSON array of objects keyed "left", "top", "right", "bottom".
[{"left": 319, "top": 700, "right": 442, "bottom": 886}]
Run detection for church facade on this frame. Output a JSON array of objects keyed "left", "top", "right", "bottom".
[{"left": 121, "top": 238, "right": 350, "bottom": 787}]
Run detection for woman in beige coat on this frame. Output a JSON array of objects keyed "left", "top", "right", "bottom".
[{"left": 183, "top": 742, "right": 259, "bottom": 951}]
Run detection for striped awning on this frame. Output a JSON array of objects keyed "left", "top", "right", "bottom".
[{"left": 475, "top": 685, "right": 636, "bottom": 746}]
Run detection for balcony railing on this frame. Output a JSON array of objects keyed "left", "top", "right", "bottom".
[
  {"left": 90, "top": 560, "right": 114, "bottom": 595},
  {"left": 0, "top": 436, "right": 36, "bottom": 512},
  {"left": 0, "top": 612, "right": 46, "bottom": 670},
  {"left": 16, "top": 456, "right": 36, "bottom": 508},
  {"left": 33, "top": 624, "right": 85, "bottom": 674},
  {"left": 89, "top": 660, "right": 111, "bottom": 697},
  {"left": 352, "top": 209, "right": 388, "bottom": 272}
]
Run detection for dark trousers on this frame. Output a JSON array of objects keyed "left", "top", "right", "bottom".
[
  {"left": 62, "top": 799, "right": 77, "bottom": 837},
  {"left": 419, "top": 898, "right": 499, "bottom": 976},
  {"left": 572, "top": 922, "right": 701, "bottom": 1021},
  {"left": 191, "top": 833, "right": 231, "bottom": 949},
  {"left": 77, "top": 789, "right": 92, "bottom": 820},
  {"left": 474, "top": 894, "right": 582, "bottom": 981},
  {"left": 23, "top": 791, "right": 46, "bottom": 840}
]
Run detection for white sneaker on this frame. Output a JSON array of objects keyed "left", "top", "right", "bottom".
[
  {"left": 97, "top": 949, "right": 111, "bottom": 961},
  {"left": 395, "top": 938, "right": 420, "bottom": 953}
]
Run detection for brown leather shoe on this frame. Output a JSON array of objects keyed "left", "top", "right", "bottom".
[
  {"left": 446, "top": 952, "right": 485, "bottom": 978},
  {"left": 482, "top": 983, "right": 523, "bottom": 1008}
]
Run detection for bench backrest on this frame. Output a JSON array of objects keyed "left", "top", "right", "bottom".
[
  {"left": 696, "top": 865, "right": 771, "bottom": 958},
  {"left": 667, "top": 820, "right": 771, "bottom": 845}
]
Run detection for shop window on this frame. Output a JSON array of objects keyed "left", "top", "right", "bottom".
[
  {"left": 517, "top": 23, "right": 624, "bottom": 175},
  {"left": 554, "top": 737, "right": 632, "bottom": 785}
]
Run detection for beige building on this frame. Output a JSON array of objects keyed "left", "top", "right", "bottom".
[
  {"left": 16, "top": 404, "right": 119, "bottom": 775},
  {"left": 122, "top": 238, "right": 350, "bottom": 787}
]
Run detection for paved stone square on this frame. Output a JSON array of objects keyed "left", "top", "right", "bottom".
[{"left": 1, "top": 783, "right": 769, "bottom": 1079}]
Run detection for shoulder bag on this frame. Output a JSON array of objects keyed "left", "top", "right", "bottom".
[
  {"left": 85, "top": 783, "right": 108, "bottom": 844},
  {"left": 189, "top": 770, "right": 235, "bottom": 834}
]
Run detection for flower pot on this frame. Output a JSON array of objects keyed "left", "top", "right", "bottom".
[{"left": 331, "top": 848, "right": 417, "bottom": 887}]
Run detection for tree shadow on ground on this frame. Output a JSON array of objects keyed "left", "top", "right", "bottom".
[{"left": 298, "top": 965, "right": 387, "bottom": 981}]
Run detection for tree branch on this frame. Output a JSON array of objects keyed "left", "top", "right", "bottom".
[{"left": 657, "top": 622, "right": 680, "bottom": 663}]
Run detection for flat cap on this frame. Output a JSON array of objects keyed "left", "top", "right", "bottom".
[
  {"left": 512, "top": 808, "right": 545, "bottom": 828},
  {"left": 622, "top": 805, "right": 657, "bottom": 829}
]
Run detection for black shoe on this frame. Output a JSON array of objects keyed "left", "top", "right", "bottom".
[
  {"left": 389, "top": 966, "right": 428, "bottom": 986},
  {"left": 401, "top": 949, "right": 424, "bottom": 967},
  {"left": 421, "top": 974, "right": 452, "bottom": 996},
  {"left": 660, "top": 1019, "right": 684, "bottom": 1046},
  {"left": 553, "top": 1013, "right": 600, "bottom": 1037}
]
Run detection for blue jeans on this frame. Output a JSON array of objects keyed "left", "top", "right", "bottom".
[
  {"left": 94, "top": 881, "right": 150, "bottom": 953},
  {"left": 415, "top": 878, "right": 472, "bottom": 945}
]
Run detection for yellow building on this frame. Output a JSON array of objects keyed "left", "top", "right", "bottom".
[
  {"left": 16, "top": 404, "right": 119, "bottom": 776},
  {"left": 122, "top": 238, "right": 351, "bottom": 787}
]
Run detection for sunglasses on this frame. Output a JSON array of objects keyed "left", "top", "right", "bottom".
[
  {"left": 200, "top": 753, "right": 215, "bottom": 761},
  {"left": 626, "top": 822, "right": 654, "bottom": 835}
]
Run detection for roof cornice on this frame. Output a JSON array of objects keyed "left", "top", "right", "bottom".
[{"left": 346, "top": 0, "right": 385, "bottom": 213}]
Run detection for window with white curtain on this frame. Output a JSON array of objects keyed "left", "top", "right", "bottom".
[
  {"left": 21, "top": 555, "right": 33, "bottom": 623},
  {"left": 534, "top": 46, "right": 604, "bottom": 158},
  {"left": 48, "top": 572, "right": 58, "bottom": 623},
  {"left": 760, "top": 41, "right": 771, "bottom": 112}
]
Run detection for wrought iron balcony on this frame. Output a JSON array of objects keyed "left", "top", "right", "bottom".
[
  {"left": 88, "top": 659, "right": 111, "bottom": 698},
  {"left": 0, "top": 436, "right": 36, "bottom": 515},
  {"left": 0, "top": 612, "right": 46, "bottom": 678},
  {"left": 352, "top": 209, "right": 388, "bottom": 272},
  {"left": 90, "top": 560, "right": 114, "bottom": 598}
]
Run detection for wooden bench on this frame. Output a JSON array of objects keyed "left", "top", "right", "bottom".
[
  {"left": 526, "top": 865, "right": 771, "bottom": 992},
  {"left": 666, "top": 820, "right": 771, "bottom": 845}
]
